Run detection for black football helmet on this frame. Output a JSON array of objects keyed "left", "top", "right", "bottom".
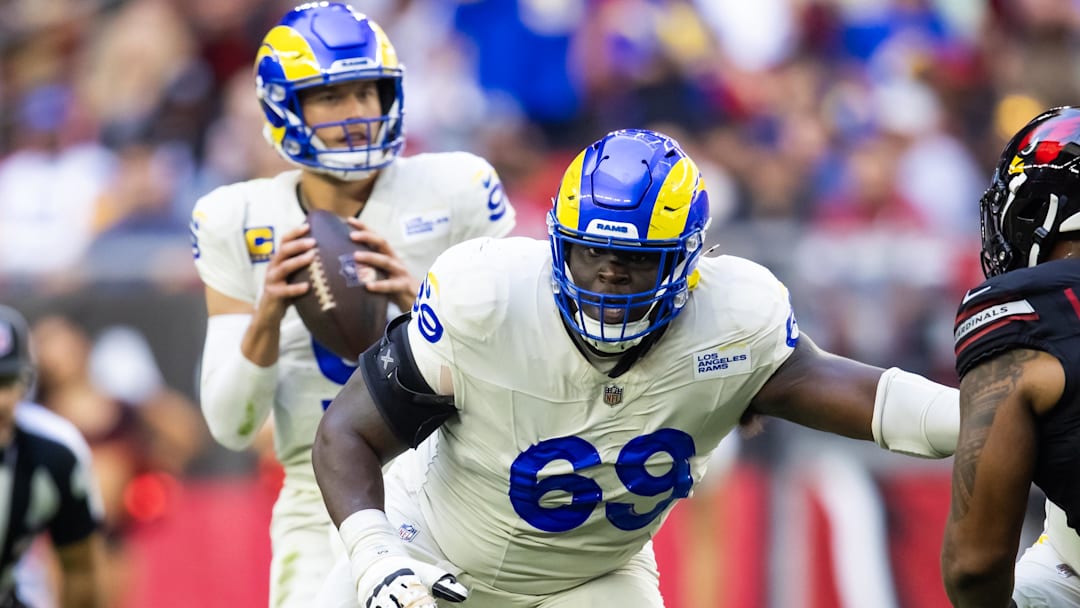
[{"left": 981, "top": 106, "right": 1080, "bottom": 277}]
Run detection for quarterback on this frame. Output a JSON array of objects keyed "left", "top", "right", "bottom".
[
  {"left": 190, "top": 4, "right": 515, "bottom": 608},
  {"left": 312, "top": 129, "right": 959, "bottom": 607}
]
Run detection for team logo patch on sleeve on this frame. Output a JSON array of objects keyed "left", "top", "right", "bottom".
[
  {"left": 692, "top": 346, "right": 752, "bottom": 379},
  {"left": 244, "top": 227, "right": 275, "bottom": 263},
  {"left": 954, "top": 299, "right": 1037, "bottom": 346}
]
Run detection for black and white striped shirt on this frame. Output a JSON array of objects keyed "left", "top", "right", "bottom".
[{"left": 0, "top": 403, "right": 101, "bottom": 599}]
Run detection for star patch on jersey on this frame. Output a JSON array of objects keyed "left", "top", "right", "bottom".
[{"left": 692, "top": 346, "right": 752, "bottom": 380}]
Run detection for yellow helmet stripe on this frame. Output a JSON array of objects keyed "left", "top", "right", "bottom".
[
  {"left": 266, "top": 124, "right": 286, "bottom": 147},
  {"left": 648, "top": 157, "right": 702, "bottom": 240},
  {"left": 556, "top": 149, "right": 588, "bottom": 230},
  {"left": 256, "top": 26, "right": 321, "bottom": 81},
  {"left": 368, "top": 21, "right": 399, "bottom": 68}
]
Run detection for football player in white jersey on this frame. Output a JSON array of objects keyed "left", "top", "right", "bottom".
[
  {"left": 311, "top": 129, "right": 959, "bottom": 608},
  {"left": 190, "top": 4, "right": 515, "bottom": 608}
]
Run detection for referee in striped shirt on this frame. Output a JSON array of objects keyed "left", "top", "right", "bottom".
[{"left": 0, "top": 306, "right": 104, "bottom": 608}]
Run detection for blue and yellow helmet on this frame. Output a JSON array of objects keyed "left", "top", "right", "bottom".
[
  {"left": 255, "top": 2, "right": 404, "bottom": 180},
  {"left": 548, "top": 129, "right": 710, "bottom": 349}
]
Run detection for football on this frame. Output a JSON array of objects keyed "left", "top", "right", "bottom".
[{"left": 288, "top": 209, "right": 389, "bottom": 361}]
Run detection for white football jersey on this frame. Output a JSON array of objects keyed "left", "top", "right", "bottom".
[
  {"left": 398, "top": 237, "right": 797, "bottom": 594},
  {"left": 191, "top": 152, "right": 516, "bottom": 489},
  {"left": 1045, "top": 500, "right": 1080, "bottom": 572}
]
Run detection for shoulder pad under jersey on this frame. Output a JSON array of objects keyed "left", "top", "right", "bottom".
[
  {"left": 412, "top": 237, "right": 542, "bottom": 343},
  {"left": 398, "top": 151, "right": 514, "bottom": 229},
  {"left": 696, "top": 254, "right": 796, "bottom": 342},
  {"left": 954, "top": 259, "right": 1080, "bottom": 378}
]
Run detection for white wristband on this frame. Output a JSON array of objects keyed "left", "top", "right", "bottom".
[
  {"left": 339, "top": 509, "right": 408, "bottom": 590},
  {"left": 871, "top": 367, "right": 959, "bottom": 458}
]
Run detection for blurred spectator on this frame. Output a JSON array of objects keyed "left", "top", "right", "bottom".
[
  {"left": 455, "top": 0, "right": 585, "bottom": 146},
  {"left": 0, "top": 84, "right": 115, "bottom": 283},
  {"left": 196, "top": 70, "right": 292, "bottom": 190},
  {"left": 31, "top": 314, "right": 204, "bottom": 606},
  {"left": 81, "top": 135, "right": 198, "bottom": 288},
  {"left": 89, "top": 325, "right": 206, "bottom": 475}
]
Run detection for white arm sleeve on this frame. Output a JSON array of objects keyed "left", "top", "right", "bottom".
[
  {"left": 871, "top": 367, "right": 959, "bottom": 458},
  {"left": 199, "top": 314, "right": 278, "bottom": 451}
]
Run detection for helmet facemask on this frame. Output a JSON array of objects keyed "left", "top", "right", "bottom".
[
  {"left": 981, "top": 164, "right": 1080, "bottom": 277},
  {"left": 259, "top": 72, "right": 404, "bottom": 181},
  {"left": 550, "top": 221, "right": 705, "bottom": 353},
  {"left": 255, "top": 4, "right": 405, "bottom": 181}
]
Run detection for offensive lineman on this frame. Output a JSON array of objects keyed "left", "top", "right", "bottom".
[
  {"left": 942, "top": 106, "right": 1080, "bottom": 607},
  {"left": 312, "top": 129, "right": 959, "bottom": 607},
  {"left": 190, "top": 4, "right": 515, "bottom": 608}
]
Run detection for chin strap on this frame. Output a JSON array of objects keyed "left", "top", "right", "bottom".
[
  {"left": 1028, "top": 193, "right": 1060, "bottom": 268},
  {"left": 606, "top": 323, "right": 669, "bottom": 378},
  {"left": 560, "top": 319, "right": 659, "bottom": 378},
  {"left": 579, "top": 312, "right": 651, "bottom": 353}
]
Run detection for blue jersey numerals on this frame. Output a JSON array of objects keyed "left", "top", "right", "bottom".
[
  {"left": 508, "top": 429, "right": 695, "bottom": 533},
  {"left": 412, "top": 275, "right": 444, "bottom": 343},
  {"left": 482, "top": 171, "right": 508, "bottom": 222}
]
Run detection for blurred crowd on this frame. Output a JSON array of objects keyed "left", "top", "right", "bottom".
[
  {"left": 3, "top": 0, "right": 1077, "bottom": 368},
  {"left": 2, "top": 0, "right": 1079, "bottom": 605}
]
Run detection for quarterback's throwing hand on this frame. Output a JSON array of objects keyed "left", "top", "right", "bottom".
[{"left": 359, "top": 556, "right": 468, "bottom": 607}]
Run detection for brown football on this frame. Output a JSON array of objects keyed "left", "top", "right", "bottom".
[{"left": 288, "top": 209, "right": 389, "bottom": 361}]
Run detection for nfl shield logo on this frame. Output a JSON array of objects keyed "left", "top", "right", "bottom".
[
  {"left": 398, "top": 523, "right": 418, "bottom": 542},
  {"left": 603, "top": 385, "right": 623, "bottom": 406}
]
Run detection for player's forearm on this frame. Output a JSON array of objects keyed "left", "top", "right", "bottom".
[
  {"left": 313, "top": 401, "right": 387, "bottom": 525},
  {"left": 942, "top": 552, "right": 1015, "bottom": 608},
  {"left": 57, "top": 537, "right": 105, "bottom": 608},
  {"left": 60, "top": 573, "right": 104, "bottom": 608},
  {"left": 751, "top": 337, "right": 882, "bottom": 440},
  {"left": 200, "top": 314, "right": 277, "bottom": 450},
  {"left": 942, "top": 520, "right": 1019, "bottom": 608},
  {"left": 242, "top": 305, "right": 286, "bottom": 366}
]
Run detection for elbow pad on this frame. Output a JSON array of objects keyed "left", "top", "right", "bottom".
[
  {"left": 200, "top": 314, "right": 277, "bottom": 451},
  {"left": 871, "top": 367, "right": 959, "bottom": 458},
  {"left": 360, "top": 314, "right": 455, "bottom": 449}
]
